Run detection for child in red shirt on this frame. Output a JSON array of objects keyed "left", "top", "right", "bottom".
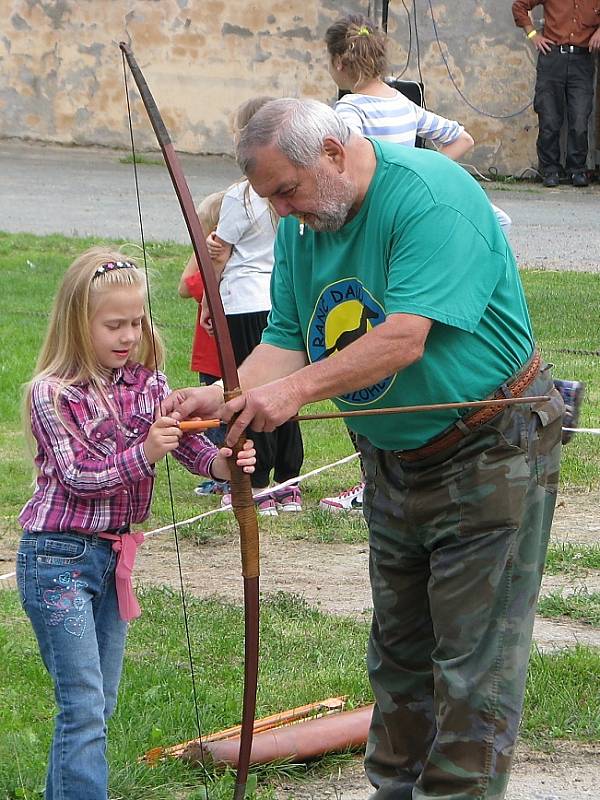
[{"left": 178, "top": 191, "right": 228, "bottom": 489}]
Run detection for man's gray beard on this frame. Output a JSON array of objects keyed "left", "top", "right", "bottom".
[{"left": 309, "top": 168, "right": 356, "bottom": 232}]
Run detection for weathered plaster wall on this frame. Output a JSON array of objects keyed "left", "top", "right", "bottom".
[{"left": 0, "top": 1, "right": 555, "bottom": 173}]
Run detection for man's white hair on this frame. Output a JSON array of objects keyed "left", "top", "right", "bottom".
[{"left": 235, "top": 97, "right": 352, "bottom": 173}]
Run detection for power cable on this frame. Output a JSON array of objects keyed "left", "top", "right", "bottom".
[
  {"left": 427, "top": 0, "right": 533, "bottom": 119},
  {"left": 412, "top": 0, "right": 427, "bottom": 106},
  {"left": 394, "top": 0, "right": 413, "bottom": 79}
]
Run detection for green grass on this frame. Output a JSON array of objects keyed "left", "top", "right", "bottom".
[
  {"left": 1, "top": 232, "right": 599, "bottom": 548},
  {"left": 523, "top": 646, "right": 600, "bottom": 743},
  {"left": 2, "top": 233, "right": 599, "bottom": 797},
  {"left": 537, "top": 591, "right": 600, "bottom": 627},
  {"left": 119, "top": 152, "right": 164, "bottom": 166},
  {"left": 0, "top": 587, "right": 369, "bottom": 800},
  {"left": 1, "top": 587, "right": 599, "bottom": 799},
  {"left": 544, "top": 543, "right": 600, "bottom": 576}
]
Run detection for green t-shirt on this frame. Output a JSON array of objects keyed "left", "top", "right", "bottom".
[{"left": 262, "top": 139, "right": 534, "bottom": 450}]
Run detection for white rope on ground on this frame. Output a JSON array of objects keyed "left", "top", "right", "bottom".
[
  {"left": 4, "top": 425, "right": 597, "bottom": 573},
  {"left": 0, "top": 452, "right": 361, "bottom": 579},
  {"left": 142, "top": 451, "right": 360, "bottom": 540}
]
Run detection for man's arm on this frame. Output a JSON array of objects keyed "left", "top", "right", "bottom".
[
  {"left": 223, "top": 313, "right": 431, "bottom": 443},
  {"left": 161, "top": 343, "right": 308, "bottom": 421},
  {"left": 512, "top": 0, "right": 554, "bottom": 52}
]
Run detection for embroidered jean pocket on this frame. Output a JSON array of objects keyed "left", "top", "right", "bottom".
[{"left": 38, "top": 535, "right": 88, "bottom": 565}]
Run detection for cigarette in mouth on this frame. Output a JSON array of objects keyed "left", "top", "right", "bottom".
[{"left": 299, "top": 216, "right": 305, "bottom": 236}]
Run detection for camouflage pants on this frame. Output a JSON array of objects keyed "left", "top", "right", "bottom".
[{"left": 357, "top": 367, "right": 563, "bottom": 800}]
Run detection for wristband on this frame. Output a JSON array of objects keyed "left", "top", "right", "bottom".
[{"left": 527, "top": 29, "right": 537, "bottom": 39}]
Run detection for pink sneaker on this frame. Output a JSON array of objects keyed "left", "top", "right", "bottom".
[
  {"left": 319, "top": 481, "right": 364, "bottom": 512},
  {"left": 221, "top": 492, "right": 279, "bottom": 517},
  {"left": 271, "top": 485, "right": 302, "bottom": 512}
]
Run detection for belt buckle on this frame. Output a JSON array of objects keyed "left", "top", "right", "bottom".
[{"left": 559, "top": 44, "right": 573, "bottom": 54}]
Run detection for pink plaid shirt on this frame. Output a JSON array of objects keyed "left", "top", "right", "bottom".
[{"left": 19, "top": 363, "right": 218, "bottom": 533}]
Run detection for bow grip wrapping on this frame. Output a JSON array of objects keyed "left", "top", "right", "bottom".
[{"left": 225, "top": 388, "right": 260, "bottom": 579}]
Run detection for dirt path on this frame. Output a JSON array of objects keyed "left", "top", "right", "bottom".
[
  {"left": 131, "top": 489, "right": 600, "bottom": 651},
  {"left": 2, "top": 490, "right": 599, "bottom": 798},
  {"left": 274, "top": 742, "right": 600, "bottom": 799}
]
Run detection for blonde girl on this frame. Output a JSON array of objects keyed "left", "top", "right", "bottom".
[{"left": 17, "top": 246, "right": 255, "bottom": 800}]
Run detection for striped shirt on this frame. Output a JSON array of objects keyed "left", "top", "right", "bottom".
[
  {"left": 19, "top": 363, "right": 217, "bottom": 533},
  {"left": 335, "top": 90, "right": 464, "bottom": 147}
]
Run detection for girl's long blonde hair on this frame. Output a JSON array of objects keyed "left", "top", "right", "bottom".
[{"left": 23, "top": 246, "right": 165, "bottom": 451}]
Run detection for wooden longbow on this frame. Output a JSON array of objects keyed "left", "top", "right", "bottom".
[{"left": 119, "top": 42, "right": 260, "bottom": 800}]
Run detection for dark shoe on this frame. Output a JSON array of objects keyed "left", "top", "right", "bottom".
[
  {"left": 571, "top": 172, "right": 589, "bottom": 187},
  {"left": 543, "top": 173, "right": 559, "bottom": 188}
]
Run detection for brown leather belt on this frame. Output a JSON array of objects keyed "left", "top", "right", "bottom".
[{"left": 395, "top": 350, "right": 541, "bottom": 463}]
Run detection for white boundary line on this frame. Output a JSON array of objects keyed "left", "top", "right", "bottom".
[
  {"left": 3, "top": 424, "right": 598, "bottom": 578},
  {"left": 143, "top": 452, "right": 360, "bottom": 540},
  {"left": 1, "top": 452, "right": 361, "bottom": 581}
]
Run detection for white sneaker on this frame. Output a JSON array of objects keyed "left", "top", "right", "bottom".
[{"left": 319, "top": 481, "right": 365, "bottom": 512}]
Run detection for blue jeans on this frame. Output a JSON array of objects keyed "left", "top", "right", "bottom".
[{"left": 16, "top": 532, "right": 128, "bottom": 800}]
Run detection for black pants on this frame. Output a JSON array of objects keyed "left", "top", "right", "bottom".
[
  {"left": 534, "top": 48, "right": 595, "bottom": 175},
  {"left": 227, "top": 310, "right": 304, "bottom": 489}
]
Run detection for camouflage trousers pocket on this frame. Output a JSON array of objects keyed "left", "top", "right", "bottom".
[
  {"left": 457, "top": 434, "right": 530, "bottom": 537},
  {"left": 529, "top": 388, "right": 564, "bottom": 493}
]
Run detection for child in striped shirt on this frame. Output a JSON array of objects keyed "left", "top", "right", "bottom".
[{"left": 16, "top": 246, "right": 255, "bottom": 800}]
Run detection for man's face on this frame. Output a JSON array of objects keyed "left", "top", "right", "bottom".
[{"left": 247, "top": 144, "right": 357, "bottom": 233}]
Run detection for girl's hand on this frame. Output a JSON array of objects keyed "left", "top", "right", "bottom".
[
  {"left": 200, "top": 296, "right": 214, "bottom": 335},
  {"left": 143, "top": 415, "right": 182, "bottom": 464},
  {"left": 207, "top": 231, "right": 226, "bottom": 260},
  {"left": 211, "top": 439, "right": 256, "bottom": 480}
]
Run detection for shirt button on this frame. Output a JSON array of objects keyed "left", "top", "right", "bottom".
[
  {"left": 133, "top": 428, "right": 139, "bottom": 433},
  {"left": 108, "top": 394, "right": 113, "bottom": 399}
]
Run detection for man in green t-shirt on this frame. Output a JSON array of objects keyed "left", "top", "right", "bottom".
[{"left": 166, "top": 99, "right": 563, "bottom": 800}]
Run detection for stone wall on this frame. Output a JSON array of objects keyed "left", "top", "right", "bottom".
[{"left": 0, "top": 0, "right": 588, "bottom": 174}]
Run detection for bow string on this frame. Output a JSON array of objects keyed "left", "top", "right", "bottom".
[{"left": 119, "top": 42, "right": 260, "bottom": 800}]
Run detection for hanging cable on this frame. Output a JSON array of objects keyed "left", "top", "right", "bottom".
[
  {"left": 427, "top": 0, "right": 533, "bottom": 119},
  {"left": 394, "top": 0, "right": 413, "bottom": 79},
  {"left": 412, "top": 0, "right": 427, "bottom": 106}
]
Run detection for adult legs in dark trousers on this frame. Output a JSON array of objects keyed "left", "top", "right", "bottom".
[
  {"left": 227, "top": 310, "right": 304, "bottom": 490},
  {"left": 534, "top": 47, "right": 595, "bottom": 187}
]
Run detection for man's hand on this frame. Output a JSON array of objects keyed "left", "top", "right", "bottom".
[
  {"left": 531, "top": 33, "right": 555, "bottom": 54},
  {"left": 143, "top": 415, "right": 182, "bottom": 464},
  {"left": 221, "top": 378, "right": 304, "bottom": 446},
  {"left": 589, "top": 28, "right": 600, "bottom": 53},
  {"left": 162, "top": 384, "right": 224, "bottom": 422}
]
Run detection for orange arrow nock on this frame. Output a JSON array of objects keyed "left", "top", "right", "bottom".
[{"left": 178, "top": 418, "right": 221, "bottom": 432}]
